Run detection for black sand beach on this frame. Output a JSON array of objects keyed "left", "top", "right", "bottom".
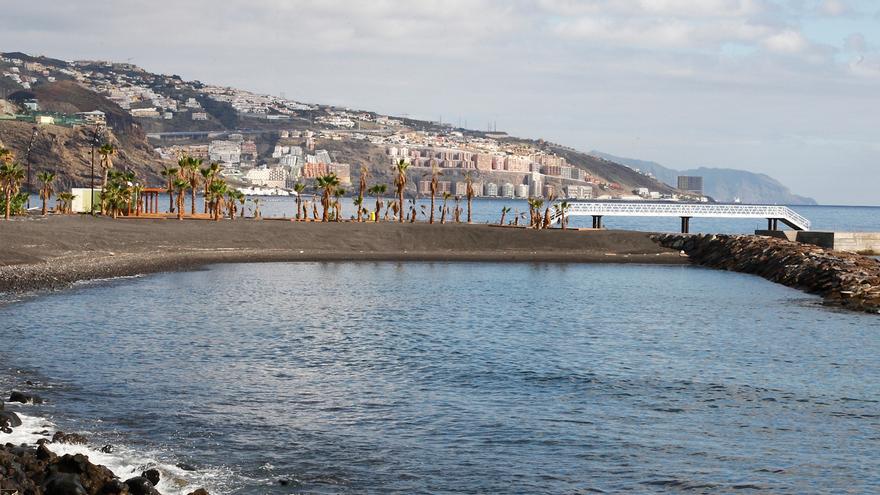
[{"left": 0, "top": 215, "right": 684, "bottom": 294}]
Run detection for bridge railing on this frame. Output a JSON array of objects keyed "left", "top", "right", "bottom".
[{"left": 550, "top": 202, "right": 811, "bottom": 230}]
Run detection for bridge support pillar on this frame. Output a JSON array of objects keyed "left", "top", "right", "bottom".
[
  {"left": 681, "top": 217, "right": 691, "bottom": 234},
  {"left": 592, "top": 215, "right": 603, "bottom": 229},
  {"left": 767, "top": 218, "right": 780, "bottom": 230}
]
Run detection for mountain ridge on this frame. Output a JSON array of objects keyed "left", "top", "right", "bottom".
[{"left": 590, "top": 151, "right": 817, "bottom": 205}]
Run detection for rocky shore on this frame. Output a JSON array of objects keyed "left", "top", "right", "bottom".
[
  {"left": 652, "top": 233, "right": 880, "bottom": 313},
  {"left": 2, "top": 391, "right": 210, "bottom": 495},
  {"left": 0, "top": 215, "right": 685, "bottom": 295}
]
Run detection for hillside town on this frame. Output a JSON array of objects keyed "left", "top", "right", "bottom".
[{"left": 0, "top": 52, "right": 700, "bottom": 201}]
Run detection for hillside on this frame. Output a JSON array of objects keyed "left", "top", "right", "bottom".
[
  {"left": 0, "top": 119, "right": 162, "bottom": 191},
  {"left": 591, "top": 151, "right": 817, "bottom": 205},
  {"left": 0, "top": 51, "right": 694, "bottom": 198}
]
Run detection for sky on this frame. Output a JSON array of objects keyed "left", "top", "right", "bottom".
[{"left": 2, "top": 0, "right": 878, "bottom": 204}]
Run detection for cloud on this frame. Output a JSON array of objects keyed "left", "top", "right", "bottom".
[
  {"left": 844, "top": 33, "right": 867, "bottom": 52},
  {"left": 537, "top": 0, "right": 766, "bottom": 18},
  {"left": 762, "top": 29, "right": 810, "bottom": 53},
  {"left": 818, "top": 0, "right": 849, "bottom": 17}
]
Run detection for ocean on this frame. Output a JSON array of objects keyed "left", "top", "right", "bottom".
[
  {"left": 30, "top": 193, "right": 880, "bottom": 233},
  {"left": 1, "top": 258, "right": 879, "bottom": 493}
]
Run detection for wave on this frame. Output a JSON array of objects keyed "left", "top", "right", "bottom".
[{"left": 1, "top": 405, "right": 240, "bottom": 495}]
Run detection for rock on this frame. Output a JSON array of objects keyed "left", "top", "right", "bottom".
[
  {"left": 176, "top": 462, "right": 198, "bottom": 471},
  {"left": 125, "top": 476, "right": 160, "bottom": 495},
  {"left": 141, "top": 468, "right": 161, "bottom": 486},
  {"left": 651, "top": 234, "right": 880, "bottom": 314},
  {"left": 100, "top": 444, "right": 114, "bottom": 453},
  {"left": 43, "top": 472, "right": 88, "bottom": 495},
  {"left": 100, "top": 479, "right": 130, "bottom": 495},
  {"left": 52, "top": 431, "right": 89, "bottom": 445},
  {"left": 186, "top": 489, "right": 210, "bottom": 495},
  {"left": 0, "top": 410, "right": 22, "bottom": 428},
  {"left": 9, "top": 391, "right": 43, "bottom": 404}
]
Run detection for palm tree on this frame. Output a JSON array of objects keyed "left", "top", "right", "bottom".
[
  {"left": 368, "top": 183, "right": 387, "bottom": 222},
  {"left": 172, "top": 178, "right": 190, "bottom": 220},
  {"left": 557, "top": 201, "right": 570, "bottom": 229},
  {"left": 37, "top": 171, "right": 56, "bottom": 216},
  {"left": 184, "top": 156, "right": 203, "bottom": 215},
  {"left": 499, "top": 206, "right": 511, "bottom": 226},
  {"left": 293, "top": 182, "right": 306, "bottom": 220},
  {"left": 528, "top": 198, "right": 544, "bottom": 229},
  {"left": 440, "top": 192, "right": 451, "bottom": 224},
  {"left": 160, "top": 165, "right": 179, "bottom": 213},
  {"left": 251, "top": 198, "right": 262, "bottom": 219},
  {"left": 97, "top": 144, "right": 116, "bottom": 214},
  {"left": 315, "top": 173, "right": 340, "bottom": 222},
  {"left": 334, "top": 187, "right": 345, "bottom": 221},
  {"left": 357, "top": 165, "right": 369, "bottom": 222},
  {"left": 453, "top": 196, "right": 462, "bottom": 223},
  {"left": 427, "top": 164, "right": 441, "bottom": 224},
  {"left": 56, "top": 192, "right": 76, "bottom": 214},
  {"left": 202, "top": 162, "right": 220, "bottom": 213},
  {"left": 0, "top": 148, "right": 14, "bottom": 164},
  {"left": 392, "top": 159, "right": 410, "bottom": 223},
  {"left": 208, "top": 179, "right": 228, "bottom": 220},
  {"left": 0, "top": 162, "right": 25, "bottom": 219},
  {"left": 543, "top": 194, "right": 557, "bottom": 229},
  {"left": 465, "top": 173, "right": 475, "bottom": 223}
]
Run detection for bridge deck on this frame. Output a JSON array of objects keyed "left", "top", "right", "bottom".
[{"left": 555, "top": 201, "right": 811, "bottom": 231}]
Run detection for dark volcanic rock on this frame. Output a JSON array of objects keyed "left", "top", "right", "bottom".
[
  {"left": 9, "top": 390, "right": 44, "bottom": 404},
  {"left": 43, "top": 471, "right": 88, "bottom": 495},
  {"left": 186, "top": 489, "right": 210, "bottom": 495},
  {"left": 1, "top": 410, "right": 23, "bottom": 428},
  {"left": 52, "top": 431, "right": 90, "bottom": 445},
  {"left": 125, "top": 476, "right": 160, "bottom": 495},
  {"left": 652, "top": 233, "right": 880, "bottom": 313},
  {"left": 142, "top": 468, "right": 161, "bottom": 486}
]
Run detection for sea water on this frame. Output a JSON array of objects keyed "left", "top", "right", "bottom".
[{"left": 1, "top": 262, "right": 878, "bottom": 494}]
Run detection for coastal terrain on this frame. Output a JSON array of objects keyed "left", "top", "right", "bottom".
[{"left": 0, "top": 215, "right": 683, "bottom": 294}]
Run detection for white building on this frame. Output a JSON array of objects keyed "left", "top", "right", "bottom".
[
  {"left": 209, "top": 140, "right": 242, "bottom": 165},
  {"left": 483, "top": 182, "right": 498, "bottom": 197},
  {"left": 245, "top": 166, "right": 289, "bottom": 189},
  {"left": 501, "top": 182, "right": 515, "bottom": 198}
]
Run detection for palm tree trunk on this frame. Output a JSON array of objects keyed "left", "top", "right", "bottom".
[
  {"left": 41, "top": 194, "right": 47, "bottom": 216},
  {"left": 190, "top": 188, "right": 196, "bottom": 216},
  {"left": 4, "top": 190, "right": 11, "bottom": 219},
  {"left": 467, "top": 196, "right": 473, "bottom": 223},
  {"left": 430, "top": 191, "right": 435, "bottom": 224},
  {"left": 177, "top": 192, "right": 184, "bottom": 220},
  {"left": 398, "top": 187, "right": 404, "bottom": 223}
]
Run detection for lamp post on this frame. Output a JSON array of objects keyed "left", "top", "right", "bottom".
[
  {"left": 25, "top": 126, "right": 38, "bottom": 210},
  {"left": 89, "top": 123, "right": 104, "bottom": 215}
]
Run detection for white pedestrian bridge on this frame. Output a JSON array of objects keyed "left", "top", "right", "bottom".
[{"left": 551, "top": 201, "right": 811, "bottom": 232}]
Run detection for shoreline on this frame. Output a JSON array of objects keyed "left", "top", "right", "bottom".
[{"left": 0, "top": 215, "right": 686, "bottom": 295}]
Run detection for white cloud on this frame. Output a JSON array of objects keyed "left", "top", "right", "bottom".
[{"left": 762, "top": 29, "right": 810, "bottom": 53}]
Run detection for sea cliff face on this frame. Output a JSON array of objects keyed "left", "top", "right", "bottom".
[{"left": 652, "top": 233, "right": 880, "bottom": 313}]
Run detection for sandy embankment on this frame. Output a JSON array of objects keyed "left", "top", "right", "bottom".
[{"left": 0, "top": 215, "right": 684, "bottom": 293}]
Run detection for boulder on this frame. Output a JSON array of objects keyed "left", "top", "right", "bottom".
[
  {"left": 0, "top": 410, "right": 22, "bottom": 428},
  {"left": 141, "top": 468, "right": 160, "bottom": 486},
  {"left": 186, "top": 489, "right": 210, "bottom": 495},
  {"left": 125, "top": 476, "right": 160, "bottom": 495},
  {"left": 52, "top": 431, "right": 89, "bottom": 445},
  {"left": 43, "top": 472, "right": 88, "bottom": 495},
  {"left": 9, "top": 391, "right": 43, "bottom": 404}
]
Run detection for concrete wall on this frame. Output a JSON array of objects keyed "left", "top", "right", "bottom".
[{"left": 756, "top": 230, "right": 880, "bottom": 254}]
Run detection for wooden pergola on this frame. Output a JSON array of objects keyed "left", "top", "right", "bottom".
[{"left": 140, "top": 187, "right": 166, "bottom": 214}]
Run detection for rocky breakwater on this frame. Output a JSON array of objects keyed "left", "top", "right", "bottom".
[{"left": 652, "top": 233, "right": 880, "bottom": 313}]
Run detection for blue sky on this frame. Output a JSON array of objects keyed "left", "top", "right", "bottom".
[{"left": 2, "top": 0, "right": 879, "bottom": 204}]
